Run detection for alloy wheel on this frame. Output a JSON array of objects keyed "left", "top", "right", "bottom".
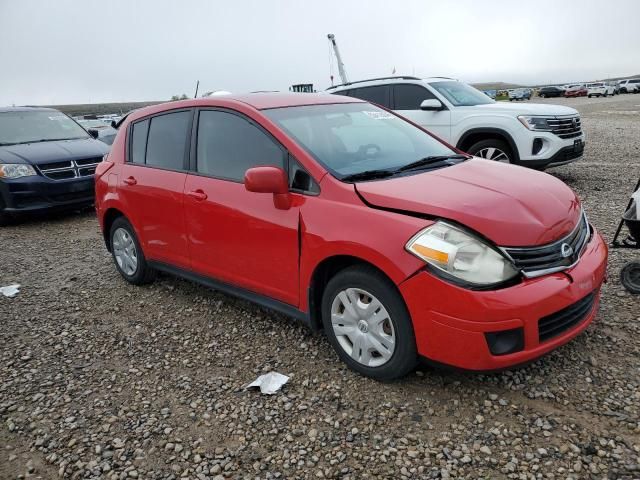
[
  {"left": 476, "top": 147, "right": 510, "bottom": 163},
  {"left": 112, "top": 227, "right": 138, "bottom": 276},
  {"left": 330, "top": 288, "right": 396, "bottom": 367}
]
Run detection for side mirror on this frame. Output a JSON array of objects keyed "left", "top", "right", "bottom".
[
  {"left": 88, "top": 128, "right": 100, "bottom": 139},
  {"left": 110, "top": 120, "right": 118, "bottom": 129},
  {"left": 420, "top": 99, "right": 444, "bottom": 111},
  {"left": 244, "top": 166, "right": 291, "bottom": 209}
]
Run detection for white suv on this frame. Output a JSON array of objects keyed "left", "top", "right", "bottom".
[
  {"left": 328, "top": 77, "right": 585, "bottom": 169},
  {"left": 587, "top": 82, "right": 615, "bottom": 97},
  {"left": 619, "top": 79, "right": 640, "bottom": 94}
]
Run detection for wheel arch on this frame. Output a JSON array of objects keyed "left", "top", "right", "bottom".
[
  {"left": 102, "top": 207, "right": 126, "bottom": 251},
  {"left": 456, "top": 128, "right": 520, "bottom": 162},
  {"left": 306, "top": 255, "right": 404, "bottom": 331}
]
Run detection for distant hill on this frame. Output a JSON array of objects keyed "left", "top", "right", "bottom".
[
  {"left": 43, "top": 101, "right": 161, "bottom": 117},
  {"left": 471, "top": 82, "right": 523, "bottom": 91}
]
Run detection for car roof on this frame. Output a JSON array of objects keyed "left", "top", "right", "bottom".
[
  {"left": 0, "top": 106, "right": 57, "bottom": 113},
  {"left": 126, "top": 93, "right": 365, "bottom": 123},
  {"left": 328, "top": 76, "right": 458, "bottom": 91}
]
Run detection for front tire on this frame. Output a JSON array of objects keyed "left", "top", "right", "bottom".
[
  {"left": 621, "top": 262, "right": 640, "bottom": 294},
  {"left": 0, "top": 199, "right": 11, "bottom": 227},
  {"left": 110, "top": 216, "right": 156, "bottom": 285},
  {"left": 467, "top": 138, "right": 513, "bottom": 163},
  {"left": 321, "top": 265, "right": 417, "bottom": 380}
]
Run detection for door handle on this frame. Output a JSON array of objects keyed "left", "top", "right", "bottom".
[
  {"left": 186, "top": 189, "right": 208, "bottom": 201},
  {"left": 123, "top": 176, "right": 137, "bottom": 186}
]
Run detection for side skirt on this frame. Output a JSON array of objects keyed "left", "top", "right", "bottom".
[{"left": 148, "top": 261, "right": 312, "bottom": 328}]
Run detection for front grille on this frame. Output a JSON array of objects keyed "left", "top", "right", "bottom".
[
  {"left": 547, "top": 115, "right": 582, "bottom": 139},
  {"left": 38, "top": 157, "right": 102, "bottom": 181},
  {"left": 538, "top": 292, "right": 596, "bottom": 343},
  {"left": 503, "top": 212, "right": 591, "bottom": 278}
]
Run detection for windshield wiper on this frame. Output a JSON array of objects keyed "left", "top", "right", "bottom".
[
  {"left": 396, "top": 154, "right": 470, "bottom": 172},
  {"left": 25, "top": 137, "right": 87, "bottom": 144},
  {"left": 341, "top": 169, "right": 397, "bottom": 182}
]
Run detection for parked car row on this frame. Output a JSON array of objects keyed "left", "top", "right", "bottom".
[{"left": 0, "top": 78, "right": 608, "bottom": 379}]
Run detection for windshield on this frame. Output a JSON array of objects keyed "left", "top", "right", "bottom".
[
  {"left": 0, "top": 110, "right": 89, "bottom": 145},
  {"left": 428, "top": 81, "right": 494, "bottom": 106},
  {"left": 264, "top": 102, "right": 458, "bottom": 179}
]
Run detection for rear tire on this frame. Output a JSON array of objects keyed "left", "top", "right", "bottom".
[
  {"left": 621, "top": 262, "right": 640, "bottom": 294},
  {"left": 321, "top": 265, "right": 417, "bottom": 380},
  {"left": 467, "top": 138, "right": 513, "bottom": 164},
  {"left": 109, "top": 216, "right": 156, "bottom": 285}
]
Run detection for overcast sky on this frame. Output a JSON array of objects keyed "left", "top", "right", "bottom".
[{"left": 1, "top": 0, "right": 639, "bottom": 106}]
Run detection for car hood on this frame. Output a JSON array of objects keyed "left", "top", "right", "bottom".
[
  {"left": 470, "top": 102, "right": 578, "bottom": 116},
  {"left": 0, "top": 138, "right": 109, "bottom": 165},
  {"left": 355, "top": 159, "right": 582, "bottom": 247}
]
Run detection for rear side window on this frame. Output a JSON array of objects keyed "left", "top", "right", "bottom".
[
  {"left": 393, "top": 84, "right": 436, "bottom": 110},
  {"left": 348, "top": 86, "right": 391, "bottom": 108},
  {"left": 196, "top": 110, "right": 284, "bottom": 182},
  {"left": 130, "top": 119, "right": 149, "bottom": 164},
  {"left": 144, "top": 111, "right": 190, "bottom": 170}
]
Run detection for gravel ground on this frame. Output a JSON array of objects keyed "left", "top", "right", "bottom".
[{"left": 1, "top": 94, "right": 640, "bottom": 480}]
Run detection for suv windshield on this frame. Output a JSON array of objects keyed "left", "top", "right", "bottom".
[
  {"left": 0, "top": 110, "right": 89, "bottom": 145},
  {"left": 428, "top": 81, "right": 494, "bottom": 106},
  {"left": 264, "top": 102, "right": 460, "bottom": 180}
]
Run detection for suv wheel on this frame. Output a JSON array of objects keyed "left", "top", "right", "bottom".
[
  {"left": 110, "top": 217, "right": 156, "bottom": 285},
  {"left": 467, "top": 139, "right": 513, "bottom": 163},
  {"left": 321, "top": 265, "right": 417, "bottom": 380}
]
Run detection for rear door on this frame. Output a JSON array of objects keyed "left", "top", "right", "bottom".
[
  {"left": 118, "top": 110, "right": 192, "bottom": 268},
  {"left": 391, "top": 84, "right": 451, "bottom": 141},
  {"left": 183, "top": 109, "right": 300, "bottom": 305}
]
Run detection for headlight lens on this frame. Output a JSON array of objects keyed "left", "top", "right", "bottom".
[
  {"left": 0, "top": 164, "right": 38, "bottom": 179},
  {"left": 406, "top": 222, "right": 519, "bottom": 286},
  {"left": 517, "top": 115, "right": 553, "bottom": 131}
]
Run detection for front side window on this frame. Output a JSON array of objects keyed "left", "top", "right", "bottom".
[
  {"left": 393, "top": 84, "right": 436, "bottom": 110},
  {"left": 0, "top": 110, "right": 89, "bottom": 146},
  {"left": 264, "top": 103, "right": 457, "bottom": 179},
  {"left": 196, "top": 110, "right": 284, "bottom": 182},
  {"left": 428, "top": 81, "right": 494, "bottom": 106},
  {"left": 145, "top": 111, "right": 191, "bottom": 170}
]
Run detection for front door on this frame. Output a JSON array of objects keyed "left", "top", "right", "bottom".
[
  {"left": 392, "top": 84, "right": 452, "bottom": 141},
  {"left": 184, "top": 109, "right": 300, "bottom": 305}
]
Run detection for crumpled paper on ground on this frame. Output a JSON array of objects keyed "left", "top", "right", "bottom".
[
  {"left": 0, "top": 284, "right": 20, "bottom": 298},
  {"left": 245, "top": 372, "right": 289, "bottom": 395}
]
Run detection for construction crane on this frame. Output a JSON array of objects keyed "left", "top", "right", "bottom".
[{"left": 327, "top": 33, "right": 348, "bottom": 85}]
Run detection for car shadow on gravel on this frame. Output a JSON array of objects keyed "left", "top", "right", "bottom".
[{"left": 3, "top": 207, "right": 95, "bottom": 228}]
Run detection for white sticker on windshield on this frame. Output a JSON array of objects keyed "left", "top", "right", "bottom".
[
  {"left": 48, "top": 115, "right": 67, "bottom": 121},
  {"left": 363, "top": 111, "right": 394, "bottom": 120}
]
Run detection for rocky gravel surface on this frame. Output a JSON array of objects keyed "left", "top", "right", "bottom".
[{"left": 1, "top": 95, "right": 639, "bottom": 479}]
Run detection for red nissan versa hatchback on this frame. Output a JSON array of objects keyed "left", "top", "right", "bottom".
[{"left": 95, "top": 93, "right": 607, "bottom": 380}]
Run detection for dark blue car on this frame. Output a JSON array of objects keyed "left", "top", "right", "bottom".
[{"left": 0, "top": 107, "right": 109, "bottom": 225}]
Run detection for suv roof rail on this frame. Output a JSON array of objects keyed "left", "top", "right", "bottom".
[{"left": 326, "top": 76, "right": 421, "bottom": 90}]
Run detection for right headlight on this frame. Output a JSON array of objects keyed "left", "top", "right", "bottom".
[
  {"left": 406, "top": 222, "right": 519, "bottom": 286},
  {"left": 517, "top": 115, "right": 553, "bottom": 131},
  {"left": 0, "top": 164, "right": 38, "bottom": 179}
]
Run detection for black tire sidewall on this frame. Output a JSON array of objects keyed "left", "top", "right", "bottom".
[
  {"left": 321, "top": 266, "right": 417, "bottom": 380},
  {"left": 620, "top": 262, "right": 640, "bottom": 294},
  {"left": 110, "top": 217, "right": 154, "bottom": 285},
  {"left": 467, "top": 138, "right": 513, "bottom": 164}
]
